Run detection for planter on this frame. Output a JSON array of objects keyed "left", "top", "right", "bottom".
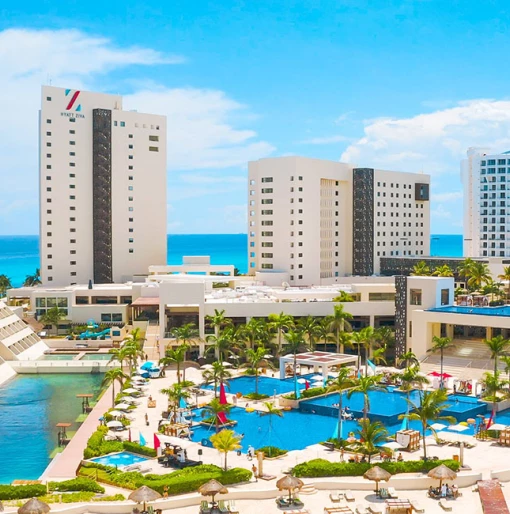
[
  {"left": 278, "top": 397, "right": 299, "bottom": 409},
  {"left": 479, "top": 397, "right": 510, "bottom": 412}
]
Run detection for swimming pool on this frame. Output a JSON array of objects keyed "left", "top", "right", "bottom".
[
  {"left": 90, "top": 451, "right": 149, "bottom": 467},
  {"left": 38, "top": 354, "right": 76, "bottom": 361},
  {"left": 80, "top": 354, "right": 113, "bottom": 361}
]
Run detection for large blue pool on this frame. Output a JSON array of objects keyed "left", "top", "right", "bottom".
[
  {"left": 428, "top": 305, "right": 510, "bottom": 317},
  {"left": 90, "top": 451, "right": 149, "bottom": 467}
]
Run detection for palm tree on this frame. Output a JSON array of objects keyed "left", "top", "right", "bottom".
[
  {"left": 482, "top": 279, "right": 505, "bottom": 303},
  {"left": 268, "top": 312, "right": 294, "bottom": 354},
  {"left": 327, "top": 367, "right": 355, "bottom": 442},
  {"left": 239, "top": 318, "right": 268, "bottom": 349},
  {"left": 484, "top": 335, "right": 510, "bottom": 377},
  {"left": 399, "top": 365, "right": 430, "bottom": 428},
  {"left": 400, "top": 389, "right": 455, "bottom": 460},
  {"left": 411, "top": 261, "right": 431, "bottom": 276},
  {"left": 428, "top": 336, "right": 455, "bottom": 388},
  {"left": 108, "top": 346, "right": 130, "bottom": 372},
  {"left": 260, "top": 402, "right": 284, "bottom": 455},
  {"left": 481, "top": 371, "right": 506, "bottom": 419},
  {"left": 0, "top": 275, "right": 12, "bottom": 297},
  {"left": 498, "top": 266, "right": 510, "bottom": 302},
  {"left": 201, "top": 398, "right": 232, "bottom": 432},
  {"left": 172, "top": 322, "right": 200, "bottom": 354},
  {"left": 23, "top": 268, "right": 42, "bottom": 287},
  {"left": 328, "top": 304, "right": 353, "bottom": 353},
  {"left": 316, "top": 319, "right": 334, "bottom": 351},
  {"left": 205, "top": 332, "right": 233, "bottom": 361},
  {"left": 372, "top": 345, "right": 387, "bottom": 366},
  {"left": 354, "top": 419, "right": 389, "bottom": 463},
  {"left": 126, "top": 327, "right": 145, "bottom": 350},
  {"left": 205, "top": 309, "right": 232, "bottom": 338},
  {"left": 122, "top": 340, "right": 144, "bottom": 372},
  {"left": 160, "top": 344, "right": 189, "bottom": 384},
  {"left": 102, "top": 367, "right": 128, "bottom": 407},
  {"left": 161, "top": 383, "right": 191, "bottom": 423},
  {"left": 202, "top": 361, "right": 233, "bottom": 398},
  {"left": 432, "top": 265, "right": 453, "bottom": 277},
  {"left": 467, "top": 261, "right": 491, "bottom": 290},
  {"left": 374, "top": 327, "right": 395, "bottom": 357},
  {"left": 210, "top": 429, "right": 241, "bottom": 471},
  {"left": 40, "top": 306, "right": 67, "bottom": 335},
  {"left": 347, "top": 375, "right": 387, "bottom": 420},
  {"left": 332, "top": 291, "right": 355, "bottom": 302},
  {"left": 298, "top": 316, "right": 320, "bottom": 350},
  {"left": 457, "top": 257, "right": 475, "bottom": 285},
  {"left": 244, "top": 346, "right": 273, "bottom": 396},
  {"left": 283, "top": 330, "right": 310, "bottom": 397},
  {"left": 397, "top": 350, "right": 419, "bottom": 370},
  {"left": 502, "top": 355, "right": 510, "bottom": 385}
]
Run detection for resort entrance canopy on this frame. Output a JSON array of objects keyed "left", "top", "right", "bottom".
[{"left": 279, "top": 351, "right": 357, "bottom": 380}]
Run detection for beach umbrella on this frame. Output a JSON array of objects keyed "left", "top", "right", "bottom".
[
  {"left": 276, "top": 475, "right": 304, "bottom": 502},
  {"left": 108, "top": 410, "right": 123, "bottom": 417},
  {"left": 264, "top": 354, "right": 273, "bottom": 359},
  {"left": 115, "top": 403, "right": 131, "bottom": 410},
  {"left": 427, "top": 464, "right": 457, "bottom": 487},
  {"left": 128, "top": 486, "right": 161, "bottom": 511},
  {"left": 297, "top": 378, "right": 308, "bottom": 384},
  {"left": 201, "top": 364, "right": 214, "bottom": 370},
  {"left": 221, "top": 362, "right": 233, "bottom": 367},
  {"left": 106, "top": 420, "right": 123, "bottom": 428},
  {"left": 363, "top": 466, "right": 392, "bottom": 494},
  {"left": 18, "top": 498, "right": 50, "bottom": 514},
  {"left": 122, "top": 397, "right": 139, "bottom": 404},
  {"left": 489, "top": 423, "right": 507, "bottom": 431},
  {"left": 198, "top": 479, "right": 228, "bottom": 505},
  {"left": 140, "top": 361, "right": 154, "bottom": 371},
  {"left": 449, "top": 424, "right": 469, "bottom": 432},
  {"left": 311, "top": 375, "right": 323, "bottom": 381},
  {"left": 430, "top": 423, "right": 447, "bottom": 431},
  {"left": 381, "top": 441, "right": 404, "bottom": 450},
  {"left": 122, "top": 388, "right": 140, "bottom": 394}
]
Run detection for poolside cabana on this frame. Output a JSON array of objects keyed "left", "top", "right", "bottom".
[{"left": 279, "top": 351, "right": 357, "bottom": 380}]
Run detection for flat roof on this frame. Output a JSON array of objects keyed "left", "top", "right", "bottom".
[
  {"left": 279, "top": 351, "right": 357, "bottom": 366},
  {"left": 131, "top": 297, "right": 159, "bottom": 306}
]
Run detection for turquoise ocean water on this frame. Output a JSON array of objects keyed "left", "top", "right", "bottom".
[{"left": 0, "top": 234, "right": 462, "bottom": 287}]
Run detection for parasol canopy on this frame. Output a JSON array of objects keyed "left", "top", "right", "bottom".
[
  {"left": 18, "top": 498, "right": 50, "bottom": 514},
  {"left": 198, "top": 479, "right": 228, "bottom": 504},
  {"left": 276, "top": 475, "right": 304, "bottom": 501},
  {"left": 106, "top": 420, "right": 123, "bottom": 428},
  {"left": 128, "top": 486, "right": 161, "bottom": 510},
  {"left": 427, "top": 464, "right": 457, "bottom": 487},
  {"left": 363, "top": 466, "right": 392, "bottom": 494}
]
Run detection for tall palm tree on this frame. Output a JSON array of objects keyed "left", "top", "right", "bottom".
[
  {"left": 40, "top": 306, "right": 67, "bottom": 335},
  {"left": 108, "top": 346, "right": 130, "bottom": 372},
  {"left": 327, "top": 304, "right": 353, "bottom": 353},
  {"left": 160, "top": 344, "right": 189, "bottom": 384},
  {"left": 501, "top": 355, "right": 510, "bottom": 385},
  {"left": 327, "top": 367, "right": 355, "bottom": 442},
  {"left": 361, "top": 326, "right": 376, "bottom": 366},
  {"left": 484, "top": 335, "right": 510, "bottom": 377},
  {"left": 205, "top": 331, "right": 233, "bottom": 361},
  {"left": 123, "top": 340, "right": 144, "bottom": 372},
  {"left": 201, "top": 398, "right": 232, "bottom": 432},
  {"left": 202, "top": 361, "right": 233, "bottom": 398},
  {"left": 244, "top": 346, "right": 273, "bottom": 396},
  {"left": 205, "top": 309, "right": 232, "bottom": 338},
  {"left": 467, "top": 261, "right": 491, "bottom": 290},
  {"left": 260, "top": 402, "right": 284, "bottom": 455},
  {"left": 172, "top": 322, "right": 200, "bottom": 355},
  {"left": 397, "top": 350, "right": 419, "bottom": 370},
  {"left": 354, "top": 419, "right": 389, "bottom": 463},
  {"left": 457, "top": 257, "right": 475, "bottom": 285},
  {"left": 411, "top": 261, "right": 431, "bottom": 276},
  {"left": 268, "top": 312, "right": 294, "bottom": 355},
  {"left": 127, "top": 327, "right": 145, "bottom": 350},
  {"left": 399, "top": 365, "right": 430, "bottom": 428},
  {"left": 347, "top": 375, "right": 387, "bottom": 420},
  {"left": 428, "top": 336, "right": 455, "bottom": 388},
  {"left": 374, "top": 327, "right": 395, "bottom": 356},
  {"left": 0, "top": 275, "right": 12, "bottom": 297},
  {"left": 102, "top": 367, "right": 128, "bottom": 407},
  {"left": 481, "top": 371, "right": 506, "bottom": 420},
  {"left": 372, "top": 345, "right": 387, "bottom": 366},
  {"left": 432, "top": 264, "right": 453, "bottom": 277},
  {"left": 400, "top": 389, "right": 455, "bottom": 460},
  {"left": 316, "top": 319, "right": 334, "bottom": 351},
  {"left": 283, "top": 330, "right": 310, "bottom": 397},
  {"left": 161, "top": 383, "right": 191, "bottom": 423},
  {"left": 332, "top": 291, "right": 355, "bottom": 302},
  {"left": 298, "top": 316, "right": 320, "bottom": 350},
  {"left": 23, "top": 268, "right": 42, "bottom": 286},
  {"left": 482, "top": 279, "right": 505, "bottom": 303},
  {"left": 239, "top": 318, "right": 268, "bottom": 349},
  {"left": 498, "top": 265, "right": 510, "bottom": 302},
  {"left": 210, "top": 429, "right": 241, "bottom": 471}
]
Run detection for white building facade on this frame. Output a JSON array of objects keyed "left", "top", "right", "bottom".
[
  {"left": 248, "top": 157, "right": 430, "bottom": 285},
  {"left": 39, "top": 86, "right": 167, "bottom": 286},
  {"left": 462, "top": 147, "right": 510, "bottom": 258}
]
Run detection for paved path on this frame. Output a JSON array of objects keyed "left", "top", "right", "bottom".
[{"left": 41, "top": 384, "right": 113, "bottom": 480}]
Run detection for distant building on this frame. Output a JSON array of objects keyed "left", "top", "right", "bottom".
[
  {"left": 247, "top": 156, "right": 430, "bottom": 285},
  {"left": 461, "top": 147, "right": 510, "bottom": 258},
  {"left": 39, "top": 86, "right": 167, "bottom": 286}
]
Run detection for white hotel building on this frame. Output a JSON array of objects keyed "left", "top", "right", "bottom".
[
  {"left": 39, "top": 86, "right": 167, "bottom": 286},
  {"left": 247, "top": 157, "right": 431, "bottom": 285},
  {"left": 462, "top": 147, "right": 510, "bottom": 258}
]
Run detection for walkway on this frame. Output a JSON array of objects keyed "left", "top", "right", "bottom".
[
  {"left": 41, "top": 384, "right": 113, "bottom": 480},
  {"left": 478, "top": 480, "right": 510, "bottom": 514}
]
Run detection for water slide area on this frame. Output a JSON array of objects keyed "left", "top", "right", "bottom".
[{"left": 78, "top": 328, "right": 111, "bottom": 340}]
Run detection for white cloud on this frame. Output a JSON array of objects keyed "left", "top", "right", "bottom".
[
  {"left": 431, "top": 205, "right": 453, "bottom": 219},
  {"left": 300, "top": 134, "right": 352, "bottom": 145}
]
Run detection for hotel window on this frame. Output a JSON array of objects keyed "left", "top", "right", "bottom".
[
  {"left": 47, "top": 199, "right": 51, "bottom": 203},
  {"left": 149, "top": 135, "right": 159, "bottom": 141},
  {"left": 261, "top": 177, "right": 273, "bottom": 183},
  {"left": 46, "top": 119, "right": 51, "bottom": 123},
  {"left": 129, "top": 218, "right": 133, "bottom": 222},
  {"left": 47, "top": 210, "right": 51, "bottom": 214},
  {"left": 128, "top": 186, "right": 133, "bottom": 191},
  {"left": 261, "top": 188, "right": 273, "bottom": 193},
  {"left": 70, "top": 152, "right": 75, "bottom": 156},
  {"left": 47, "top": 254, "right": 52, "bottom": 259},
  {"left": 261, "top": 264, "right": 273, "bottom": 269},
  {"left": 70, "top": 163, "right": 75, "bottom": 167},
  {"left": 261, "top": 220, "right": 273, "bottom": 226},
  {"left": 48, "top": 277, "right": 53, "bottom": 281},
  {"left": 69, "top": 141, "right": 75, "bottom": 145},
  {"left": 70, "top": 217, "right": 75, "bottom": 222},
  {"left": 128, "top": 197, "right": 133, "bottom": 201},
  {"left": 261, "top": 253, "right": 273, "bottom": 258},
  {"left": 70, "top": 173, "right": 75, "bottom": 178},
  {"left": 129, "top": 207, "right": 133, "bottom": 211},
  {"left": 129, "top": 155, "right": 133, "bottom": 159},
  {"left": 70, "top": 261, "right": 76, "bottom": 265},
  {"left": 129, "top": 166, "right": 133, "bottom": 170},
  {"left": 70, "top": 184, "right": 75, "bottom": 189},
  {"left": 46, "top": 154, "right": 51, "bottom": 158},
  {"left": 46, "top": 131, "right": 51, "bottom": 136},
  {"left": 70, "top": 272, "right": 76, "bottom": 277},
  {"left": 441, "top": 289, "right": 450, "bottom": 306},
  {"left": 149, "top": 146, "right": 159, "bottom": 152},
  {"left": 70, "top": 195, "right": 75, "bottom": 200},
  {"left": 129, "top": 176, "right": 133, "bottom": 180},
  {"left": 46, "top": 96, "right": 51, "bottom": 101},
  {"left": 46, "top": 232, "right": 52, "bottom": 236},
  {"left": 70, "top": 130, "right": 75, "bottom": 134},
  {"left": 129, "top": 238, "right": 134, "bottom": 243},
  {"left": 46, "top": 142, "right": 51, "bottom": 147},
  {"left": 410, "top": 289, "right": 422, "bottom": 306},
  {"left": 70, "top": 239, "right": 76, "bottom": 243},
  {"left": 129, "top": 228, "right": 133, "bottom": 233},
  {"left": 48, "top": 266, "right": 52, "bottom": 270},
  {"left": 129, "top": 144, "right": 133, "bottom": 149},
  {"left": 70, "top": 228, "right": 76, "bottom": 233},
  {"left": 129, "top": 249, "right": 134, "bottom": 253},
  {"left": 46, "top": 165, "right": 51, "bottom": 169},
  {"left": 46, "top": 221, "right": 51, "bottom": 225},
  {"left": 70, "top": 250, "right": 76, "bottom": 255},
  {"left": 70, "top": 206, "right": 75, "bottom": 211},
  {"left": 120, "top": 121, "right": 126, "bottom": 127}
]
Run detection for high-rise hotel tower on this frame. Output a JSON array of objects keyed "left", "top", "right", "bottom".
[{"left": 39, "top": 86, "right": 167, "bottom": 286}]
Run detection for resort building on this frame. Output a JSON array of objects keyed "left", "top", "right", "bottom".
[
  {"left": 462, "top": 147, "right": 510, "bottom": 257},
  {"left": 39, "top": 86, "right": 167, "bottom": 287},
  {"left": 247, "top": 156, "right": 430, "bottom": 285}
]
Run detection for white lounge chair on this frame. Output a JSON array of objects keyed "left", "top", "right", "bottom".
[
  {"left": 410, "top": 500, "right": 425, "bottom": 513},
  {"left": 367, "top": 506, "right": 382, "bottom": 514},
  {"left": 439, "top": 500, "right": 452, "bottom": 512},
  {"left": 356, "top": 505, "right": 368, "bottom": 514},
  {"left": 388, "top": 487, "right": 398, "bottom": 499},
  {"left": 329, "top": 491, "right": 341, "bottom": 502},
  {"left": 345, "top": 490, "right": 355, "bottom": 502}
]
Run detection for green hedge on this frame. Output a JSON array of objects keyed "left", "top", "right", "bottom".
[
  {"left": 79, "top": 462, "right": 251, "bottom": 495},
  {"left": 257, "top": 446, "right": 287, "bottom": 457},
  {"left": 0, "top": 485, "right": 47, "bottom": 500},
  {"left": 244, "top": 392, "right": 270, "bottom": 400},
  {"left": 49, "top": 477, "right": 105, "bottom": 493},
  {"left": 284, "top": 387, "right": 326, "bottom": 400},
  {"left": 293, "top": 458, "right": 461, "bottom": 478},
  {"left": 84, "top": 427, "right": 157, "bottom": 459},
  {"left": 123, "top": 441, "right": 157, "bottom": 457}
]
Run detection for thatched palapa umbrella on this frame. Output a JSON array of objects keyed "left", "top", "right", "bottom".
[
  {"left": 427, "top": 464, "right": 457, "bottom": 488},
  {"left": 276, "top": 475, "right": 304, "bottom": 502},
  {"left": 128, "top": 485, "right": 162, "bottom": 511},
  {"left": 363, "top": 466, "right": 392, "bottom": 494},
  {"left": 198, "top": 479, "right": 228, "bottom": 506},
  {"left": 18, "top": 498, "right": 50, "bottom": 514}
]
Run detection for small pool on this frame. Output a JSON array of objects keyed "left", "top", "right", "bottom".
[
  {"left": 38, "top": 354, "right": 76, "bottom": 361},
  {"left": 80, "top": 354, "right": 113, "bottom": 361},
  {"left": 90, "top": 451, "right": 149, "bottom": 467}
]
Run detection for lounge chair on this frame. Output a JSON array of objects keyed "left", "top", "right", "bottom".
[
  {"left": 200, "top": 501, "right": 211, "bottom": 514},
  {"left": 345, "top": 490, "right": 355, "bottom": 502},
  {"left": 329, "top": 491, "right": 342, "bottom": 502},
  {"left": 367, "top": 506, "right": 382, "bottom": 514},
  {"left": 324, "top": 507, "right": 354, "bottom": 513},
  {"left": 123, "top": 464, "right": 141, "bottom": 471},
  {"left": 356, "top": 506, "right": 368, "bottom": 514},
  {"left": 388, "top": 487, "right": 398, "bottom": 499},
  {"left": 439, "top": 500, "right": 452, "bottom": 512},
  {"left": 379, "top": 489, "right": 389, "bottom": 499},
  {"left": 218, "top": 500, "right": 229, "bottom": 513},
  {"left": 410, "top": 500, "right": 424, "bottom": 513},
  {"left": 228, "top": 500, "right": 239, "bottom": 514}
]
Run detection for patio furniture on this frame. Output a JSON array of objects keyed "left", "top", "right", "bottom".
[
  {"left": 388, "top": 487, "right": 398, "bottom": 499},
  {"left": 355, "top": 506, "right": 368, "bottom": 514},
  {"left": 199, "top": 501, "right": 211, "bottom": 514},
  {"left": 344, "top": 490, "right": 355, "bottom": 502},
  {"left": 324, "top": 507, "right": 353, "bottom": 513},
  {"left": 410, "top": 500, "right": 424, "bottom": 513},
  {"left": 218, "top": 500, "right": 229, "bottom": 513},
  {"left": 378, "top": 489, "right": 390, "bottom": 500},
  {"left": 385, "top": 499, "right": 412, "bottom": 513},
  {"left": 439, "top": 500, "right": 452, "bottom": 511},
  {"left": 367, "top": 506, "right": 382, "bottom": 514},
  {"left": 329, "top": 492, "right": 342, "bottom": 502}
]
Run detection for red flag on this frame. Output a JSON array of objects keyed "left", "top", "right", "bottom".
[
  {"left": 217, "top": 412, "right": 228, "bottom": 425},
  {"left": 487, "top": 411, "right": 495, "bottom": 430},
  {"left": 219, "top": 382, "right": 227, "bottom": 405},
  {"left": 305, "top": 380, "right": 310, "bottom": 390},
  {"left": 154, "top": 433, "right": 160, "bottom": 450},
  {"left": 128, "top": 428, "right": 132, "bottom": 442}
]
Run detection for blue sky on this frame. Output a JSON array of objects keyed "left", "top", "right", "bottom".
[{"left": 2, "top": 0, "right": 510, "bottom": 234}]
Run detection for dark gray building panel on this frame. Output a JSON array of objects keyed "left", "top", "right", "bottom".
[
  {"left": 395, "top": 275, "right": 407, "bottom": 357},
  {"left": 92, "top": 108, "right": 113, "bottom": 284},
  {"left": 352, "top": 168, "right": 374, "bottom": 276},
  {"left": 415, "top": 183, "right": 430, "bottom": 201}
]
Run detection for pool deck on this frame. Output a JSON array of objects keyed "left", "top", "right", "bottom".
[{"left": 40, "top": 384, "right": 113, "bottom": 481}]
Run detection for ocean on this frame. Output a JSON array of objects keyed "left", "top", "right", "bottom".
[{"left": 0, "top": 234, "right": 462, "bottom": 287}]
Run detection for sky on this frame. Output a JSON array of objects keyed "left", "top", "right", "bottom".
[{"left": 2, "top": 1, "right": 510, "bottom": 235}]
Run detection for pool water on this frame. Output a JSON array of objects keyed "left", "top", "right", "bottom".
[
  {"left": 90, "top": 451, "right": 149, "bottom": 467},
  {"left": 38, "top": 354, "right": 76, "bottom": 361},
  {"left": 80, "top": 354, "right": 113, "bottom": 361},
  {"left": 0, "top": 374, "right": 103, "bottom": 483}
]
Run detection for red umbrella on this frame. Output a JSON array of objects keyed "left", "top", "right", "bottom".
[
  {"left": 428, "top": 371, "right": 441, "bottom": 377},
  {"left": 219, "top": 382, "right": 228, "bottom": 405},
  {"left": 441, "top": 372, "right": 453, "bottom": 378}
]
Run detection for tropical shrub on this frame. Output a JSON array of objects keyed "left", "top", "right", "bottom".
[
  {"left": 49, "top": 477, "right": 105, "bottom": 493},
  {"left": 283, "top": 387, "right": 326, "bottom": 400},
  {"left": 257, "top": 446, "right": 287, "bottom": 457},
  {"left": 244, "top": 392, "right": 270, "bottom": 400},
  {"left": 0, "top": 485, "right": 47, "bottom": 500},
  {"left": 123, "top": 441, "right": 157, "bottom": 457},
  {"left": 84, "top": 427, "right": 157, "bottom": 458}
]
